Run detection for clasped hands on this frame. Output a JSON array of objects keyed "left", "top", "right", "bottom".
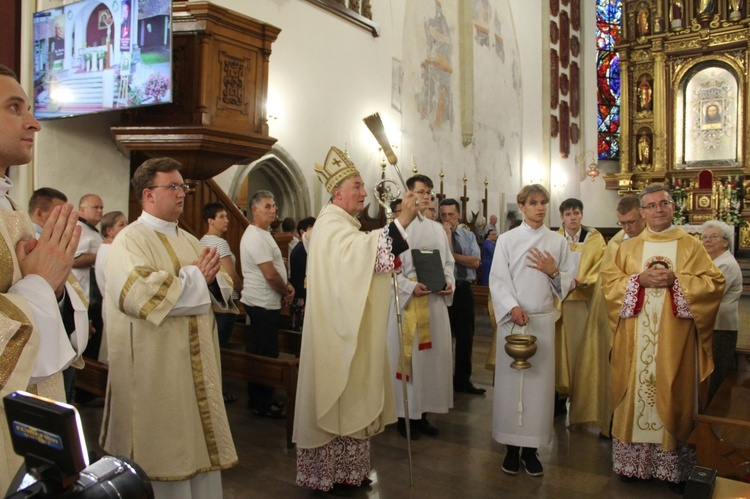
[
  {"left": 17, "top": 203, "right": 81, "bottom": 297},
  {"left": 638, "top": 267, "right": 676, "bottom": 288},
  {"left": 193, "top": 246, "right": 221, "bottom": 285}
]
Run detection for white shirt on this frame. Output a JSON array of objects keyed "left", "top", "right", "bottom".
[
  {"left": 72, "top": 220, "right": 103, "bottom": 299},
  {"left": 240, "top": 224, "right": 287, "bottom": 310}
]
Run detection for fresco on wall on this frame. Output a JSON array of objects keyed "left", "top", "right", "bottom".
[
  {"left": 474, "top": 0, "right": 490, "bottom": 47},
  {"left": 403, "top": 0, "right": 522, "bottom": 217},
  {"left": 392, "top": 57, "right": 403, "bottom": 113},
  {"left": 493, "top": 10, "right": 505, "bottom": 60},
  {"left": 416, "top": 1, "right": 454, "bottom": 131}
]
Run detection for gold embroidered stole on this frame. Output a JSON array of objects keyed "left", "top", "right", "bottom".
[
  {"left": 631, "top": 239, "right": 677, "bottom": 443},
  {"left": 398, "top": 278, "right": 432, "bottom": 380}
]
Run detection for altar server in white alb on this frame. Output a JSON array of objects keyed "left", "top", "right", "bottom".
[
  {"left": 386, "top": 174, "right": 455, "bottom": 439},
  {"left": 489, "top": 184, "right": 576, "bottom": 477},
  {"left": 100, "top": 157, "right": 238, "bottom": 499}
]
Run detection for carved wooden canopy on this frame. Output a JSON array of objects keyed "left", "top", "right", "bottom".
[{"left": 111, "top": 1, "right": 280, "bottom": 180}]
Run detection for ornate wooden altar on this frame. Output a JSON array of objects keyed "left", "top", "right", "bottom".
[{"left": 605, "top": 0, "right": 750, "bottom": 254}]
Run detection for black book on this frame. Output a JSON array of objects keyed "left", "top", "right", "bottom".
[{"left": 411, "top": 249, "right": 446, "bottom": 292}]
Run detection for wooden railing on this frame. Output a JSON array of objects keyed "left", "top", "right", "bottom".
[{"left": 181, "top": 178, "right": 249, "bottom": 269}]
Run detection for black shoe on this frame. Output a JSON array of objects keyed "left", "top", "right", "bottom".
[
  {"left": 418, "top": 415, "right": 439, "bottom": 436},
  {"left": 667, "top": 481, "right": 686, "bottom": 494},
  {"left": 396, "top": 418, "right": 420, "bottom": 440},
  {"left": 619, "top": 475, "right": 639, "bottom": 483},
  {"left": 455, "top": 382, "right": 486, "bottom": 395},
  {"left": 520, "top": 448, "right": 544, "bottom": 476},
  {"left": 501, "top": 446, "right": 520, "bottom": 475},
  {"left": 327, "top": 484, "right": 354, "bottom": 497},
  {"left": 554, "top": 396, "right": 568, "bottom": 416}
]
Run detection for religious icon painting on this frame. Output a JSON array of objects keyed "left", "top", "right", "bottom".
[
  {"left": 560, "top": 10, "right": 571, "bottom": 68},
  {"left": 551, "top": 49, "right": 559, "bottom": 109},
  {"left": 570, "top": 61, "right": 580, "bottom": 118},
  {"left": 571, "top": 0, "right": 581, "bottom": 31},
  {"left": 570, "top": 123, "right": 580, "bottom": 144},
  {"left": 560, "top": 101, "right": 570, "bottom": 158},
  {"left": 560, "top": 73, "right": 570, "bottom": 96},
  {"left": 551, "top": 115, "right": 559, "bottom": 138},
  {"left": 571, "top": 35, "right": 580, "bottom": 58},
  {"left": 701, "top": 101, "right": 723, "bottom": 130},
  {"left": 550, "top": 0, "right": 560, "bottom": 17}
]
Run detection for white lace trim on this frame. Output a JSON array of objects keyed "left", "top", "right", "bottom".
[
  {"left": 374, "top": 225, "right": 396, "bottom": 274},
  {"left": 620, "top": 274, "right": 640, "bottom": 318},
  {"left": 672, "top": 278, "right": 692, "bottom": 319}
]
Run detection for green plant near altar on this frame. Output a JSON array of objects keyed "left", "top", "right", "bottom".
[
  {"left": 717, "top": 176, "right": 742, "bottom": 226},
  {"left": 669, "top": 178, "right": 688, "bottom": 225}
]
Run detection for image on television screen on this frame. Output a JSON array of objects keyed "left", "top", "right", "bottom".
[{"left": 32, "top": 0, "right": 172, "bottom": 120}]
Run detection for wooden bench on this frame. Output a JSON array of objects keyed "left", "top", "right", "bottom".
[
  {"left": 76, "top": 326, "right": 302, "bottom": 449},
  {"left": 229, "top": 322, "right": 302, "bottom": 358},
  {"left": 689, "top": 369, "right": 750, "bottom": 480},
  {"left": 220, "top": 349, "right": 299, "bottom": 448}
]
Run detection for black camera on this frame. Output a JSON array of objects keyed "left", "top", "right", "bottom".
[{"left": 4, "top": 391, "right": 153, "bottom": 499}]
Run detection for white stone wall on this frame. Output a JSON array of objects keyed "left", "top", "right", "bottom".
[{"left": 14, "top": 0, "right": 620, "bottom": 229}]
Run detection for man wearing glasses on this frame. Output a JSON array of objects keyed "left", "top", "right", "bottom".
[
  {"left": 601, "top": 184, "right": 724, "bottom": 493},
  {"left": 386, "top": 174, "right": 455, "bottom": 439},
  {"left": 569, "top": 195, "right": 644, "bottom": 436},
  {"left": 101, "top": 157, "right": 238, "bottom": 498}
]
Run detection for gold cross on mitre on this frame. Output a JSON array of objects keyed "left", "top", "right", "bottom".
[{"left": 314, "top": 146, "right": 360, "bottom": 194}]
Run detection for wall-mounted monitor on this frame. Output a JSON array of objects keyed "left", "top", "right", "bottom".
[{"left": 32, "top": 0, "right": 172, "bottom": 120}]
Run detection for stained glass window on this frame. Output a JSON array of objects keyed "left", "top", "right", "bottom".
[{"left": 596, "top": 0, "right": 622, "bottom": 160}]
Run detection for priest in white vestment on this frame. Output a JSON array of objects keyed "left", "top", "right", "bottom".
[
  {"left": 489, "top": 184, "right": 576, "bottom": 477},
  {"left": 100, "top": 158, "right": 238, "bottom": 499},
  {"left": 386, "top": 174, "right": 454, "bottom": 439},
  {"left": 0, "top": 65, "right": 88, "bottom": 493},
  {"left": 294, "top": 147, "right": 420, "bottom": 495}
]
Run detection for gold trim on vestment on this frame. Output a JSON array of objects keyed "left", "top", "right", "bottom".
[
  {"left": 188, "top": 316, "right": 221, "bottom": 467},
  {"left": 67, "top": 275, "right": 89, "bottom": 309},
  {"left": 156, "top": 232, "right": 182, "bottom": 275},
  {"left": 399, "top": 278, "right": 431, "bottom": 379},
  {"left": 138, "top": 276, "right": 173, "bottom": 320},
  {"left": 0, "top": 230, "right": 12, "bottom": 293},
  {"left": 118, "top": 268, "right": 173, "bottom": 319},
  {"left": 0, "top": 295, "right": 33, "bottom": 392}
]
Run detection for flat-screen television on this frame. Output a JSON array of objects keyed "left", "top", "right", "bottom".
[{"left": 32, "top": 0, "right": 172, "bottom": 120}]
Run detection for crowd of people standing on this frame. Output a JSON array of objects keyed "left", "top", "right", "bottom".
[{"left": 0, "top": 60, "right": 744, "bottom": 497}]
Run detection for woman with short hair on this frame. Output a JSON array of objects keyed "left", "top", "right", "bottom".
[{"left": 700, "top": 220, "right": 743, "bottom": 402}]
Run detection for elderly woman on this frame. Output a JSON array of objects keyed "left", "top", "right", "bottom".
[{"left": 701, "top": 220, "right": 743, "bottom": 402}]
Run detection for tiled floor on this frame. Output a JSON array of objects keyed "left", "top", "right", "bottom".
[{"left": 77, "top": 296, "right": 750, "bottom": 498}]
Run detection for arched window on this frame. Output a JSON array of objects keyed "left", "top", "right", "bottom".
[{"left": 596, "top": 0, "right": 622, "bottom": 160}]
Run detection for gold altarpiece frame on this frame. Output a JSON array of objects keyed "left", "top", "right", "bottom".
[{"left": 606, "top": 0, "right": 750, "bottom": 254}]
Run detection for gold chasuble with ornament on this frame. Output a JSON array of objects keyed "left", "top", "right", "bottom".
[
  {"left": 568, "top": 229, "right": 626, "bottom": 434},
  {"left": 554, "top": 226, "right": 605, "bottom": 396},
  {"left": 601, "top": 227, "right": 723, "bottom": 461},
  {"left": 100, "top": 220, "right": 238, "bottom": 482}
]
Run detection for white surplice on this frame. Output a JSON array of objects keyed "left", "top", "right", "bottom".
[
  {"left": 386, "top": 217, "right": 455, "bottom": 418},
  {"left": 489, "top": 222, "right": 576, "bottom": 448},
  {"left": 0, "top": 178, "right": 88, "bottom": 492}
]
